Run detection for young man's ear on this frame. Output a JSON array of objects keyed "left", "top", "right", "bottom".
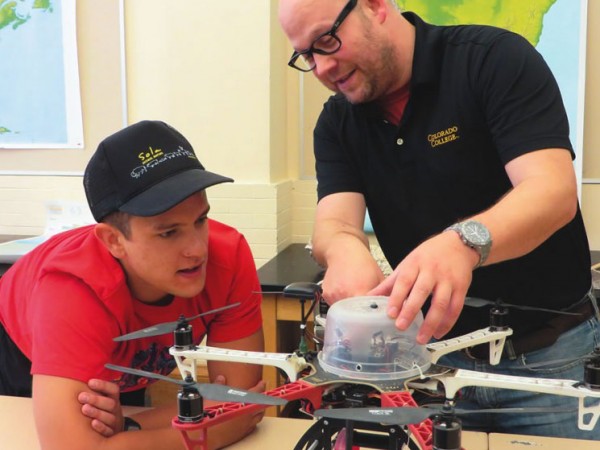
[{"left": 94, "top": 223, "right": 126, "bottom": 259}]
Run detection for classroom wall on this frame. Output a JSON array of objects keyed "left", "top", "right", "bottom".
[
  {"left": 580, "top": 0, "right": 600, "bottom": 251},
  {"left": 0, "top": 0, "right": 298, "bottom": 267},
  {"left": 123, "top": 0, "right": 294, "bottom": 265},
  {"left": 0, "top": 0, "right": 124, "bottom": 236},
  {"left": 0, "top": 0, "right": 599, "bottom": 267}
]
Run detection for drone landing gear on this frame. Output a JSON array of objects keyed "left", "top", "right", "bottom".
[{"left": 294, "top": 417, "right": 420, "bottom": 450}]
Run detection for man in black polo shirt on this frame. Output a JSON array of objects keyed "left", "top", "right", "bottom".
[{"left": 279, "top": 0, "right": 600, "bottom": 440}]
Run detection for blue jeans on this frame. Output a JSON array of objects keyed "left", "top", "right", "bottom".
[{"left": 437, "top": 315, "right": 600, "bottom": 440}]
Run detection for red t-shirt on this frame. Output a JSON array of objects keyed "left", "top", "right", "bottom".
[
  {"left": 377, "top": 84, "right": 410, "bottom": 125},
  {"left": 0, "top": 220, "right": 262, "bottom": 392}
]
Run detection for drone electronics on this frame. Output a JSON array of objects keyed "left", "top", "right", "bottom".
[
  {"left": 110, "top": 283, "right": 600, "bottom": 450},
  {"left": 317, "top": 296, "right": 431, "bottom": 380}
]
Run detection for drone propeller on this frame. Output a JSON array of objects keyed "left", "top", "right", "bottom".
[
  {"left": 464, "top": 296, "right": 582, "bottom": 316},
  {"left": 313, "top": 405, "right": 574, "bottom": 426},
  {"left": 314, "top": 406, "right": 432, "bottom": 426},
  {"left": 105, "top": 363, "right": 286, "bottom": 406},
  {"left": 113, "top": 302, "right": 241, "bottom": 342}
]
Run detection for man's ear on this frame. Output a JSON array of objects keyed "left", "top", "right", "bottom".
[
  {"left": 94, "top": 223, "right": 126, "bottom": 259},
  {"left": 364, "top": 0, "right": 388, "bottom": 23}
]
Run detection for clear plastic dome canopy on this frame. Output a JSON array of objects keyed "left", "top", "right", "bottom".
[{"left": 318, "top": 296, "right": 431, "bottom": 380}]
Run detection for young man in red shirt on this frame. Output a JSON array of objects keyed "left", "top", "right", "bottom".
[{"left": 0, "top": 120, "right": 266, "bottom": 449}]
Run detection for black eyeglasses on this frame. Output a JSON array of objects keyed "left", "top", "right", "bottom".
[{"left": 288, "top": 0, "right": 357, "bottom": 72}]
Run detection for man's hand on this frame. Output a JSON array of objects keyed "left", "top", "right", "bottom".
[
  {"left": 321, "top": 249, "right": 384, "bottom": 304},
  {"left": 369, "top": 230, "right": 476, "bottom": 344},
  {"left": 310, "top": 192, "right": 382, "bottom": 303},
  {"left": 78, "top": 379, "right": 124, "bottom": 437}
]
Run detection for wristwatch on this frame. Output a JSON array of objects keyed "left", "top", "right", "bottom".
[
  {"left": 123, "top": 416, "right": 142, "bottom": 432},
  {"left": 445, "top": 220, "right": 492, "bottom": 269}
]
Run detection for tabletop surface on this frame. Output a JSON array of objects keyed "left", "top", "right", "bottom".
[
  {"left": 0, "top": 395, "right": 489, "bottom": 449},
  {"left": 3, "top": 395, "right": 599, "bottom": 449},
  {"left": 257, "top": 243, "right": 325, "bottom": 292}
]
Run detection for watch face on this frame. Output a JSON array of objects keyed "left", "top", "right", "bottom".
[{"left": 463, "top": 221, "right": 491, "bottom": 246}]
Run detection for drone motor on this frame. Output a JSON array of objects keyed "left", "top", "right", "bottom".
[
  {"left": 489, "top": 306, "right": 509, "bottom": 331},
  {"left": 584, "top": 350, "right": 600, "bottom": 390},
  {"left": 174, "top": 317, "right": 195, "bottom": 350},
  {"left": 432, "top": 414, "right": 462, "bottom": 450},
  {"left": 177, "top": 381, "right": 204, "bottom": 423}
]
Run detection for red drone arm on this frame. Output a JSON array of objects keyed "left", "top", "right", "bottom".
[
  {"left": 381, "top": 391, "right": 434, "bottom": 450},
  {"left": 172, "top": 380, "right": 323, "bottom": 450}
]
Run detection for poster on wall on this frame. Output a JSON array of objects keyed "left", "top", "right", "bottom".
[
  {"left": 397, "top": 0, "right": 588, "bottom": 191},
  {"left": 0, "top": 0, "right": 83, "bottom": 149}
]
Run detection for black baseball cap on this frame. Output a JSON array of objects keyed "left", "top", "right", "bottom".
[{"left": 84, "top": 120, "right": 233, "bottom": 222}]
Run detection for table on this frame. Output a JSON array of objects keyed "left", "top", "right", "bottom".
[
  {"left": 0, "top": 395, "right": 150, "bottom": 450},
  {"left": 228, "top": 417, "right": 490, "bottom": 449},
  {"left": 489, "top": 432, "right": 600, "bottom": 449},
  {"left": 4, "top": 395, "right": 600, "bottom": 449},
  {"left": 0, "top": 395, "right": 488, "bottom": 449}
]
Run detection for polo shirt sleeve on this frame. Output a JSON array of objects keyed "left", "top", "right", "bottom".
[
  {"left": 314, "top": 97, "right": 365, "bottom": 201},
  {"left": 475, "top": 32, "right": 574, "bottom": 163}
]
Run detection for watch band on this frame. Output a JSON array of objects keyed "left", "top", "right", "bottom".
[
  {"left": 445, "top": 220, "right": 492, "bottom": 269},
  {"left": 123, "top": 416, "right": 142, "bottom": 432}
]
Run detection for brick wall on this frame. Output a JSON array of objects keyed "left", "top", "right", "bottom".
[{"left": 0, "top": 176, "right": 319, "bottom": 268}]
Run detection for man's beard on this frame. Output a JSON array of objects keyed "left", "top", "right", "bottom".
[{"left": 343, "top": 40, "right": 398, "bottom": 105}]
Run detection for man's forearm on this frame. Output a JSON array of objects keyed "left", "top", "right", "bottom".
[
  {"left": 473, "top": 177, "right": 577, "bottom": 266},
  {"left": 312, "top": 221, "right": 371, "bottom": 268}
]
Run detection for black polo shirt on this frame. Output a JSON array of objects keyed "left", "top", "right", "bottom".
[{"left": 314, "top": 12, "right": 591, "bottom": 337}]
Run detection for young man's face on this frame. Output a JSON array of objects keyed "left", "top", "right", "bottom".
[{"left": 117, "top": 191, "right": 210, "bottom": 303}]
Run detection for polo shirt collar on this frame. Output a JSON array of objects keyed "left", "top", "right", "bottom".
[
  {"left": 354, "top": 12, "right": 442, "bottom": 119},
  {"left": 402, "top": 12, "right": 442, "bottom": 89}
]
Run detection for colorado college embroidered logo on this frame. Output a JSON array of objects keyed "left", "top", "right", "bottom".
[{"left": 428, "top": 126, "right": 460, "bottom": 148}]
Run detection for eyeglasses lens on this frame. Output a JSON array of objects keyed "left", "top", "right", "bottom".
[
  {"left": 295, "top": 54, "right": 315, "bottom": 71},
  {"left": 313, "top": 34, "right": 341, "bottom": 53}
]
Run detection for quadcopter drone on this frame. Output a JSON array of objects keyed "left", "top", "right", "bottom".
[{"left": 107, "top": 282, "right": 600, "bottom": 450}]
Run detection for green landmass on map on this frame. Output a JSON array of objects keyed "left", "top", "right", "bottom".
[
  {"left": 0, "top": 0, "right": 52, "bottom": 32},
  {"left": 1, "top": 0, "right": 52, "bottom": 137},
  {"left": 397, "top": 0, "right": 557, "bottom": 46}
]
